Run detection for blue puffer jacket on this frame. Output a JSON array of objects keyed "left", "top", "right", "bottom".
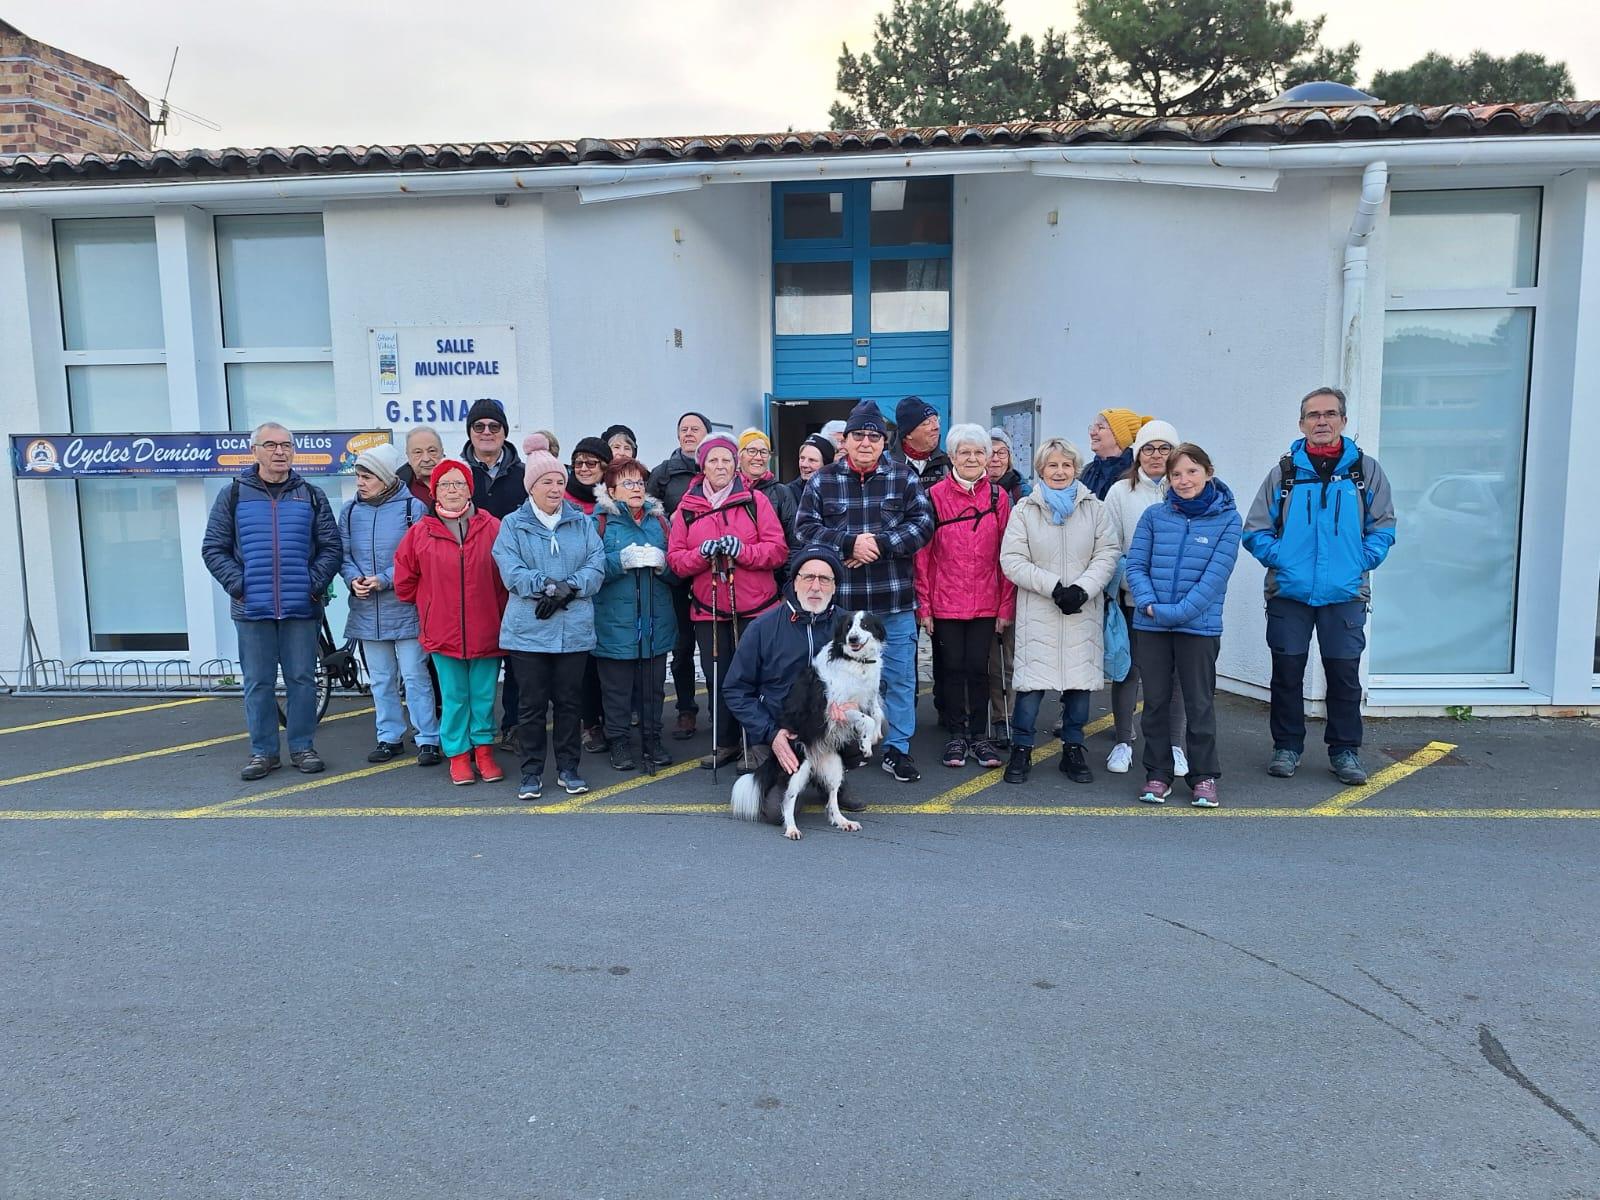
[
  {"left": 201, "top": 466, "right": 341, "bottom": 621},
  {"left": 1125, "top": 479, "right": 1242, "bottom": 637},
  {"left": 592, "top": 492, "right": 676, "bottom": 661},
  {"left": 491, "top": 499, "right": 606, "bottom": 654},
  {"left": 338, "top": 486, "right": 424, "bottom": 642}
]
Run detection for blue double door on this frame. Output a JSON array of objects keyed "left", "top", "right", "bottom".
[{"left": 768, "top": 178, "right": 952, "bottom": 473}]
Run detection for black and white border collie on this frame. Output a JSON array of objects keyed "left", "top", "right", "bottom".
[{"left": 730, "top": 610, "right": 887, "bottom": 840}]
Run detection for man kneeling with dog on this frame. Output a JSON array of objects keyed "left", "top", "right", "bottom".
[{"left": 723, "top": 544, "right": 871, "bottom": 829}]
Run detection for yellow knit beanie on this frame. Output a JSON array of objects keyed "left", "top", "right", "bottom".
[
  {"left": 1100, "top": 408, "right": 1154, "bottom": 451},
  {"left": 737, "top": 427, "right": 770, "bottom": 451}
]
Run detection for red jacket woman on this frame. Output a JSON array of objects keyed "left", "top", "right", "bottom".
[{"left": 394, "top": 508, "right": 509, "bottom": 658}]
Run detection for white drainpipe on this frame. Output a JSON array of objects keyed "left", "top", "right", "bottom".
[{"left": 1340, "top": 161, "right": 1389, "bottom": 434}]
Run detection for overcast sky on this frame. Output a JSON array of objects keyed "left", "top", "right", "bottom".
[{"left": 13, "top": 0, "right": 1597, "bottom": 150}]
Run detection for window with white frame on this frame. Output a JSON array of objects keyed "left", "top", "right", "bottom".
[
  {"left": 1372, "top": 189, "right": 1540, "bottom": 677},
  {"left": 55, "top": 217, "right": 188, "bottom": 653},
  {"left": 216, "top": 213, "right": 334, "bottom": 432}
]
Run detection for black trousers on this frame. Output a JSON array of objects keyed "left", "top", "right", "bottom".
[
  {"left": 510, "top": 650, "right": 587, "bottom": 776},
  {"left": 498, "top": 656, "right": 519, "bottom": 735},
  {"left": 933, "top": 617, "right": 996, "bottom": 737},
  {"left": 1132, "top": 629, "right": 1221, "bottom": 784},
  {"left": 581, "top": 656, "right": 604, "bottom": 729},
  {"left": 669, "top": 582, "right": 699, "bottom": 716},
  {"left": 596, "top": 654, "right": 667, "bottom": 747},
  {"left": 694, "top": 620, "right": 741, "bottom": 751},
  {"left": 1265, "top": 596, "right": 1367, "bottom": 756}
]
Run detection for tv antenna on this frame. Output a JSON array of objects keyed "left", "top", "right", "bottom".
[{"left": 148, "top": 47, "right": 221, "bottom": 147}]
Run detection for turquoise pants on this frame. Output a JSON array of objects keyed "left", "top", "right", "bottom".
[{"left": 432, "top": 654, "right": 500, "bottom": 757}]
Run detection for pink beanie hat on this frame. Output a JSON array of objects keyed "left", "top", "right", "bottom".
[{"left": 522, "top": 433, "right": 564, "bottom": 491}]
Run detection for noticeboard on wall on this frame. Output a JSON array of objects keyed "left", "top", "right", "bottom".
[
  {"left": 10, "top": 431, "right": 392, "bottom": 479},
  {"left": 368, "top": 325, "right": 519, "bottom": 431},
  {"left": 990, "top": 399, "right": 1040, "bottom": 480}
]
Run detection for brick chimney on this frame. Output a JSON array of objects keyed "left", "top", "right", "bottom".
[{"left": 0, "top": 20, "right": 152, "bottom": 155}]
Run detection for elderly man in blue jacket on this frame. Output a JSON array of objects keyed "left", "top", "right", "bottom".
[
  {"left": 202, "top": 422, "right": 342, "bottom": 781},
  {"left": 1242, "top": 386, "right": 1397, "bottom": 786}
]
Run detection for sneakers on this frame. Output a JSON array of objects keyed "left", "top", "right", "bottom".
[
  {"left": 582, "top": 725, "right": 608, "bottom": 754},
  {"left": 881, "top": 747, "right": 921, "bottom": 782},
  {"left": 1137, "top": 779, "right": 1171, "bottom": 805},
  {"left": 448, "top": 753, "right": 475, "bottom": 785},
  {"left": 1002, "top": 745, "right": 1032, "bottom": 784},
  {"left": 942, "top": 738, "right": 969, "bottom": 768},
  {"left": 289, "top": 749, "right": 325, "bottom": 774},
  {"left": 970, "top": 738, "right": 1004, "bottom": 769},
  {"left": 473, "top": 744, "right": 505, "bottom": 783},
  {"left": 1190, "top": 778, "right": 1220, "bottom": 807},
  {"left": 699, "top": 745, "right": 741, "bottom": 770},
  {"left": 558, "top": 769, "right": 589, "bottom": 795},
  {"left": 672, "top": 712, "right": 697, "bottom": 741},
  {"left": 609, "top": 743, "right": 636, "bottom": 771},
  {"left": 416, "top": 743, "right": 443, "bottom": 767},
  {"left": 517, "top": 775, "right": 543, "bottom": 801},
  {"left": 240, "top": 754, "right": 280, "bottom": 781},
  {"left": 1331, "top": 750, "right": 1368, "bottom": 785},
  {"left": 1173, "top": 745, "right": 1189, "bottom": 778},
  {"left": 641, "top": 740, "right": 673, "bottom": 767},
  {"left": 1059, "top": 743, "right": 1093, "bottom": 784},
  {"left": 1106, "top": 742, "right": 1134, "bottom": 773},
  {"left": 367, "top": 741, "right": 404, "bottom": 763},
  {"left": 1267, "top": 748, "right": 1301, "bottom": 778}
]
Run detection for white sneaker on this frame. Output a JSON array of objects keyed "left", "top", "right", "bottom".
[
  {"left": 1173, "top": 745, "right": 1189, "bottom": 777},
  {"left": 1106, "top": 742, "right": 1133, "bottom": 773}
]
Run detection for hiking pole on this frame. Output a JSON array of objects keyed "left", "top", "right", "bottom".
[
  {"left": 634, "top": 569, "right": 654, "bottom": 777},
  {"left": 999, "top": 628, "right": 1014, "bottom": 746},
  {"left": 709, "top": 557, "right": 722, "bottom": 784},
  {"left": 724, "top": 563, "right": 749, "bottom": 767}
]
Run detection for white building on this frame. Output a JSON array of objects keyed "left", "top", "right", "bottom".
[{"left": 3, "top": 99, "right": 1598, "bottom": 714}]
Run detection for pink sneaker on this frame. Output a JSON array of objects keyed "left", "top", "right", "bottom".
[
  {"left": 1137, "top": 779, "right": 1170, "bottom": 805},
  {"left": 1191, "top": 778, "right": 1220, "bottom": 808}
]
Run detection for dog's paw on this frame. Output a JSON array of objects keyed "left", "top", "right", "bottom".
[
  {"left": 784, "top": 825, "right": 803, "bottom": 841},
  {"left": 830, "top": 816, "right": 861, "bottom": 833}
]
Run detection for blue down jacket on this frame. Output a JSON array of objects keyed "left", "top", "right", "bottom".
[
  {"left": 592, "top": 492, "right": 676, "bottom": 661},
  {"left": 201, "top": 466, "right": 341, "bottom": 622},
  {"left": 1125, "top": 480, "right": 1242, "bottom": 637},
  {"left": 491, "top": 499, "right": 606, "bottom": 654},
  {"left": 338, "top": 486, "right": 423, "bottom": 641}
]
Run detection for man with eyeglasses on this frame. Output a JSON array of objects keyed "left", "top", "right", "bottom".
[
  {"left": 1243, "top": 385, "right": 1397, "bottom": 786},
  {"left": 202, "top": 421, "right": 342, "bottom": 780},
  {"left": 723, "top": 546, "right": 865, "bottom": 811},
  {"left": 795, "top": 399, "right": 936, "bottom": 782}
]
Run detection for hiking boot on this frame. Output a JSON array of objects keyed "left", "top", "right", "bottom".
[
  {"left": 838, "top": 781, "right": 866, "bottom": 812},
  {"left": 240, "top": 754, "right": 280, "bottom": 781},
  {"left": 448, "top": 753, "right": 475, "bottom": 785},
  {"left": 970, "top": 738, "right": 1004, "bottom": 769},
  {"left": 1267, "top": 748, "right": 1301, "bottom": 778},
  {"left": 1172, "top": 745, "right": 1189, "bottom": 778},
  {"left": 582, "top": 725, "right": 608, "bottom": 754},
  {"left": 1002, "top": 745, "right": 1032, "bottom": 785},
  {"left": 699, "top": 745, "right": 741, "bottom": 770},
  {"left": 1331, "top": 750, "right": 1368, "bottom": 786},
  {"left": 367, "top": 741, "right": 405, "bottom": 763},
  {"left": 416, "top": 744, "right": 443, "bottom": 767},
  {"left": 641, "top": 740, "right": 673, "bottom": 767},
  {"left": 1059, "top": 743, "right": 1093, "bottom": 784},
  {"left": 609, "top": 743, "right": 636, "bottom": 771},
  {"left": 558, "top": 769, "right": 589, "bottom": 795},
  {"left": 673, "top": 712, "right": 697, "bottom": 741},
  {"left": 517, "top": 774, "right": 543, "bottom": 801},
  {"left": 499, "top": 729, "right": 517, "bottom": 752},
  {"left": 1190, "top": 778, "right": 1220, "bottom": 808},
  {"left": 473, "top": 744, "right": 505, "bottom": 783},
  {"left": 881, "top": 747, "right": 920, "bottom": 782},
  {"left": 1137, "top": 779, "right": 1171, "bottom": 805},
  {"left": 1106, "top": 742, "right": 1134, "bottom": 774},
  {"left": 942, "top": 737, "right": 970, "bottom": 768},
  {"left": 289, "top": 749, "right": 325, "bottom": 774},
  {"left": 740, "top": 744, "right": 771, "bottom": 773}
]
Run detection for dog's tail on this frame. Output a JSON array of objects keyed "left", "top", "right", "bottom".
[{"left": 730, "top": 771, "right": 761, "bottom": 822}]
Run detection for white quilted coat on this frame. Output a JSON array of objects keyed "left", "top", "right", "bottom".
[{"left": 1001, "top": 482, "right": 1121, "bottom": 693}]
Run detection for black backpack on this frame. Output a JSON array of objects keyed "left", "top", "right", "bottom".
[
  {"left": 933, "top": 481, "right": 1002, "bottom": 531},
  {"left": 1273, "top": 452, "right": 1367, "bottom": 535}
]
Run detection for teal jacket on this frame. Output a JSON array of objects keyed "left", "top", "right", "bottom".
[
  {"left": 491, "top": 499, "right": 606, "bottom": 654},
  {"left": 592, "top": 492, "right": 676, "bottom": 661}
]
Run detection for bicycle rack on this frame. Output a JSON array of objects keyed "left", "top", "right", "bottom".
[
  {"left": 155, "top": 659, "right": 193, "bottom": 691},
  {"left": 67, "top": 660, "right": 112, "bottom": 690}
]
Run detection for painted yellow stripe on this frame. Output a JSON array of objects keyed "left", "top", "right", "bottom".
[
  {"left": 0, "top": 696, "right": 217, "bottom": 736},
  {"left": 179, "top": 754, "right": 415, "bottom": 816},
  {"left": 530, "top": 759, "right": 699, "bottom": 813},
  {"left": 1308, "top": 740, "right": 1458, "bottom": 814},
  {"left": 912, "top": 709, "right": 1121, "bottom": 814},
  {"left": 0, "top": 706, "right": 374, "bottom": 791}
]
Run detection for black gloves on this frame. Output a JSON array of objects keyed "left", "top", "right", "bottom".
[
  {"left": 1052, "top": 582, "right": 1087, "bottom": 615},
  {"left": 534, "top": 580, "right": 577, "bottom": 620}
]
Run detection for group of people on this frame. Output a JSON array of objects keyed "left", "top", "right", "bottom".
[{"left": 202, "top": 385, "right": 1395, "bottom": 813}]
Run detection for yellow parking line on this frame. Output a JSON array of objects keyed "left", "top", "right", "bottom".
[
  {"left": 913, "top": 710, "right": 1120, "bottom": 814},
  {"left": 531, "top": 759, "right": 699, "bottom": 813},
  {"left": 0, "top": 696, "right": 217, "bottom": 736},
  {"left": 1308, "top": 741, "right": 1458, "bottom": 814},
  {"left": 0, "top": 706, "right": 374, "bottom": 791},
  {"left": 180, "top": 755, "right": 414, "bottom": 816}
]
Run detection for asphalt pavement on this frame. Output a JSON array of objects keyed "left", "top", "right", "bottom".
[{"left": 1, "top": 689, "right": 1596, "bottom": 1199}]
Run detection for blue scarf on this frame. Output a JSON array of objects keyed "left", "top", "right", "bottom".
[
  {"left": 1171, "top": 482, "right": 1217, "bottom": 517},
  {"left": 1041, "top": 483, "right": 1078, "bottom": 525}
]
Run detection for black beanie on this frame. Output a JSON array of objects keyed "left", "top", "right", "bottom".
[
  {"left": 465, "top": 397, "right": 507, "bottom": 430},
  {"left": 676, "top": 411, "right": 712, "bottom": 435},
  {"left": 572, "top": 436, "right": 614, "bottom": 465},
  {"left": 800, "top": 433, "right": 836, "bottom": 465},
  {"left": 787, "top": 542, "right": 845, "bottom": 584},
  {"left": 601, "top": 423, "right": 638, "bottom": 451},
  {"left": 844, "top": 400, "right": 886, "bottom": 436}
]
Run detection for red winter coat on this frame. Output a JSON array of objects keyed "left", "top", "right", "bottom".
[
  {"left": 915, "top": 475, "right": 1017, "bottom": 621},
  {"left": 666, "top": 476, "right": 788, "bottom": 622},
  {"left": 393, "top": 511, "right": 509, "bottom": 659}
]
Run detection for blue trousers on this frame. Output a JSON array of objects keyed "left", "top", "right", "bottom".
[
  {"left": 236, "top": 617, "right": 319, "bottom": 758},
  {"left": 878, "top": 609, "right": 918, "bottom": 754},
  {"left": 362, "top": 637, "right": 440, "bottom": 747},
  {"left": 1011, "top": 688, "right": 1091, "bottom": 749}
]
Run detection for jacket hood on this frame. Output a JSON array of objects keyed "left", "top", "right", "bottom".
[
  {"left": 239, "top": 464, "right": 307, "bottom": 492},
  {"left": 594, "top": 491, "right": 665, "bottom": 521},
  {"left": 505, "top": 497, "right": 590, "bottom": 531},
  {"left": 1163, "top": 477, "right": 1237, "bottom": 517},
  {"left": 457, "top": 440, "right": 525, "bottom": 472}
]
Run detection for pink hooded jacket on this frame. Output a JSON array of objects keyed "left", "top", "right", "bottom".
[{"left": 915, "top": 474, "right": 1017, "bottom": 622}]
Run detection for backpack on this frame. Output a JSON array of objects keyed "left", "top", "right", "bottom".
[
  {"left": 933, "top": 481, "right": 1002, "bottom": 531},
  {"left": 1273, "top": 451, "right": 1367, "bottom": 535}
]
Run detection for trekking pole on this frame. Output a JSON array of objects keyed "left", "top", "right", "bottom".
[
  {"left": 634, "top": 569, "right": 654, "bottom": 777},
  {"left": 724, "top": 565, "right": 749, "bottom": 766},
  {"left": 999, "top": 628, "right": 1014, "bottom": 746},
  {"left": 709, "top": 558, "right": 722, "bottom": 784}
]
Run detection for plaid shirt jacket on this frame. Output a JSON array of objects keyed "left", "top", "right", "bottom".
[{"left": 794, "top": 456, "right": 935, "bottom": 615}]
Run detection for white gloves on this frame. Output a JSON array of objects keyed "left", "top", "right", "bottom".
[{"left": 620, "top": 543, "right": 666, "bottom": 570}]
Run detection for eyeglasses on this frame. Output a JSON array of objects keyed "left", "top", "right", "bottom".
[
  {"left": 470, "top": 421, "right": 504, "bottom": 434},
  {"left": 795, "top": 572, "right": 836, "bottom": 587},
  {"left": 1140, "top": 443, "right": 1174, "bottom": 455},
  {"left": 847, "top": 431, "right": 884, "bottom": 443},
  {"left": 435, "top": 480, "right": 471, "bottom": 492},
  {"left": 741, "top": 447, "right": 770, "bottom": 458},
  {"left": 254, "top": 440, "right": 293, "bottom": 453},
  {"left": 573, "top": 456, "right": 603, "bottom": 469},
  {"left": 616, "top": 478, "right": 646, "bottom": 489},
  {"left": 1301, "top": 409, "right": 1342, "bottom": 422}
]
